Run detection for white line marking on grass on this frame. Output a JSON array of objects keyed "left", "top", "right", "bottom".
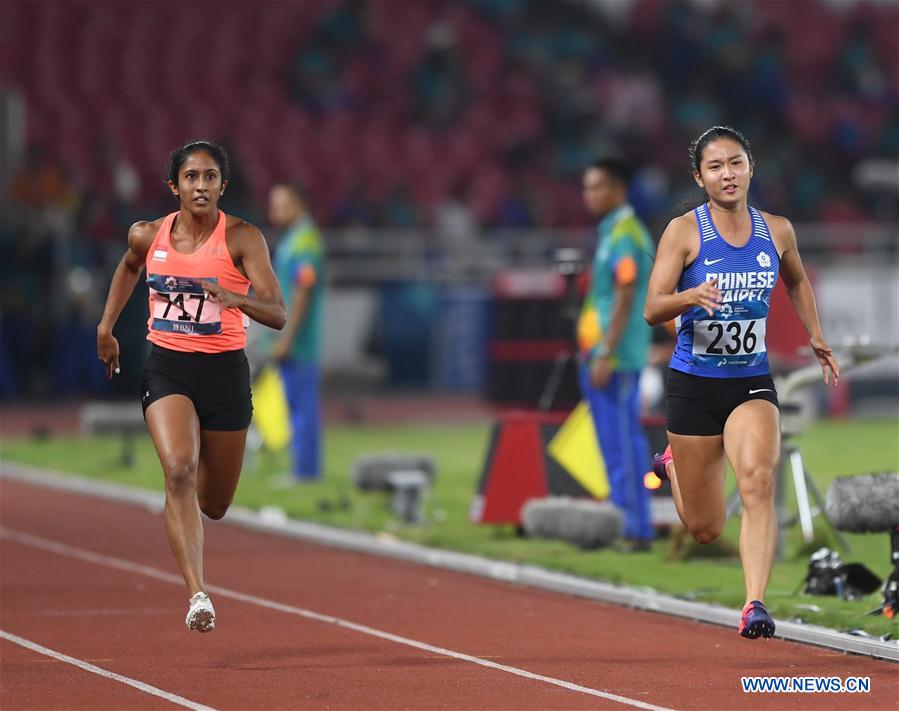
[
  {"left": 1, "top": 526, "right": 676, "bottom": 711},
  {"left": 0, "top": 629, "right": 215, "bottom": 711}
]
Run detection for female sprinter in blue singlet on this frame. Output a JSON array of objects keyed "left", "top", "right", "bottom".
[{"left": 644, "top": 126, "right": 839, "bottom": 639}]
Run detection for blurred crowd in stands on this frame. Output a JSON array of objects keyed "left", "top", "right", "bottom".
[{"left": 1, "top": 0, "right": 897, "bottom": 399}]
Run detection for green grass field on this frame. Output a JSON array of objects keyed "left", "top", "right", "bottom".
[{"left": 3, "top": 416, "right": 897, "bottom": 636}]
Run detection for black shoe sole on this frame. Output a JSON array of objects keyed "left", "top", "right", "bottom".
[{"left": 740, "top": 620, "right": 775, "bottom": 639}]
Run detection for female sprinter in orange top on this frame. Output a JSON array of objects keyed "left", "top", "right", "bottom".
[
  {"left": 97, "top": 140, "right": 286, "bottom": 632},
  {"left": 644, "top": 126, "right": 839, "bottom": 639}
]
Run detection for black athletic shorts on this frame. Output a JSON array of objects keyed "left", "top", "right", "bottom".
[
  {"left": 140, "top": 345, "right": 252, "bottom": 431},
  {"left": 665, "top": 367, "right": 779, "bottom": 436}
]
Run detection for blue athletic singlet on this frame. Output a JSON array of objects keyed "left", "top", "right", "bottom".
[{"left": 669, "top": 203, "right": 780, "bottom": 378}]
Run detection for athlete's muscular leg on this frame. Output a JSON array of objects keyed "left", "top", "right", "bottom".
[
  {"left": 196, "top": 429, "right": 247, "bottom": 520},
  {"left": 666, "top": 433, "right": 728, "bottom": 543},
  {"left": 145, "top": 395, "right": 204, "bottom": 596},
  {"left": 723, "top": 400, "right": 780, "bottom": 606}
]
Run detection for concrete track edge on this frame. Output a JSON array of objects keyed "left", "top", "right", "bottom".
[{"left": 2, "top": 461, "right": 896, "bottom": 663}]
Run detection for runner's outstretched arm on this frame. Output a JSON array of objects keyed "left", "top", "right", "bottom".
[
  {"left": 644, "top": 216, "right": 721, "bottom": 324},
  {"left": 97, "top": 222, "right": 155, "bottom": 378},
  {"left": 773, "top": 216, "right": 839, "bottom": 386},
  {"left": 201, "top": 224, "right": 286, "bottom": 330}
]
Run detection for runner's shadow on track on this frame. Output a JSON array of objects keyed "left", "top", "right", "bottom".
[
  {"left": 371, "top": 655, "right": 464, "bottom": 667},
  {"left": 209, "top": 646, "right": 357, "bottom": 670},
  {"left": 209, "top": 647, "right": 459, "bottom": 671}
]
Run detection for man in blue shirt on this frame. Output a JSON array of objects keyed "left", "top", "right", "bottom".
[
  {"left": 577, "top": 158, "right": 655, "bottom": 550},
  {"left": 268, "top": 184, "right": 325, "bottom": 481}
]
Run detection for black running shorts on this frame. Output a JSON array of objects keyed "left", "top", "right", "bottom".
[
  {"left": 665, "top": 367, "right": 779, "bottom": 436},
  {"left": 140, "top": 345, "right": 252, "bottom": 431}
]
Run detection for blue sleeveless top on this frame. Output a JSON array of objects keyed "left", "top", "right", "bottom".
[{"left": 669, "top": 203, "right": 780, "bottom": 378}]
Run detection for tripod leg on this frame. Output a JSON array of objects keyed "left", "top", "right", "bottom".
[
  {"left": 789, "top": 449, "right": 815, "bottom": 543},
  {"left": 804, "top": 472, "right": 852, "bottom": 554},
  {"left": 539, "top": 351, "right": 573, "bottom": 412},
  {"left": 725, "top": 485, "right": 743, "bottom": 518},
  {"left": 773, "top": 446, "right": 791, "bottom": 560}
]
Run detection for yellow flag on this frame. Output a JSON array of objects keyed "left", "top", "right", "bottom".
[
  {"left": 252, "top": 366, "right": 291, "bottom": 450},
  {"left": 546, "top": 401, "right": 609, "bottom": 499}
]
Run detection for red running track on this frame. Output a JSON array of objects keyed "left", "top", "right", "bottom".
[{"left": 1, "top": 478, "right": 896, "bottom": 710}]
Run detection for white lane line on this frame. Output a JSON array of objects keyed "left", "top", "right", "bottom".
[
  {"left": 6, "top": 464, "right": 897, "bottom": 664},
  {"left": 0, "top": 629, "right": 215, "bottom": 711},
  {"left": 1, "top": 526, "right": 676, "bottom": 711}
]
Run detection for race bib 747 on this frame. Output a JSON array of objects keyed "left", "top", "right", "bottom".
[{"left": 147, "top": 274, "right": 222, "bottom": 336}]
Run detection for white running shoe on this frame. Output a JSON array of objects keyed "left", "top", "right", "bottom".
[{"left": 185, "top": 592, "right": 215, "bottom": 632}]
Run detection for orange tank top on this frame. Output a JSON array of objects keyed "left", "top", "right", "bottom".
[{"left": 145, "top": 210, "right": 251, "bottom": 353}]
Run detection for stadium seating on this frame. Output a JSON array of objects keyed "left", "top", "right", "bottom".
[{"left": 4, "top": 0, "right": 896, "bottom": 227}]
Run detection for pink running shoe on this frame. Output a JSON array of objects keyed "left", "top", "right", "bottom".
[
  {"left": 651, "top": 445, "right": 673, "bottom": 482},
  {"left": 739, "top": 600, "right": 776, "bottom": 639}
]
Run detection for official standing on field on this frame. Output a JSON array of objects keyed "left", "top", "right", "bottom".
[
  {"left": 577, "top": 158, "right": 655, "bottom": 551},
  {"left": 268, "top": 184, "right": 326, "bottom": 481}
]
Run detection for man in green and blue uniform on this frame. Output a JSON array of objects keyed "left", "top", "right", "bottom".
[
  {"left": 268, "top": 184, "right": 325, "bottom": 480},
  {"left": 577, "top": 159, "right": 655, "bottom": 548}
]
